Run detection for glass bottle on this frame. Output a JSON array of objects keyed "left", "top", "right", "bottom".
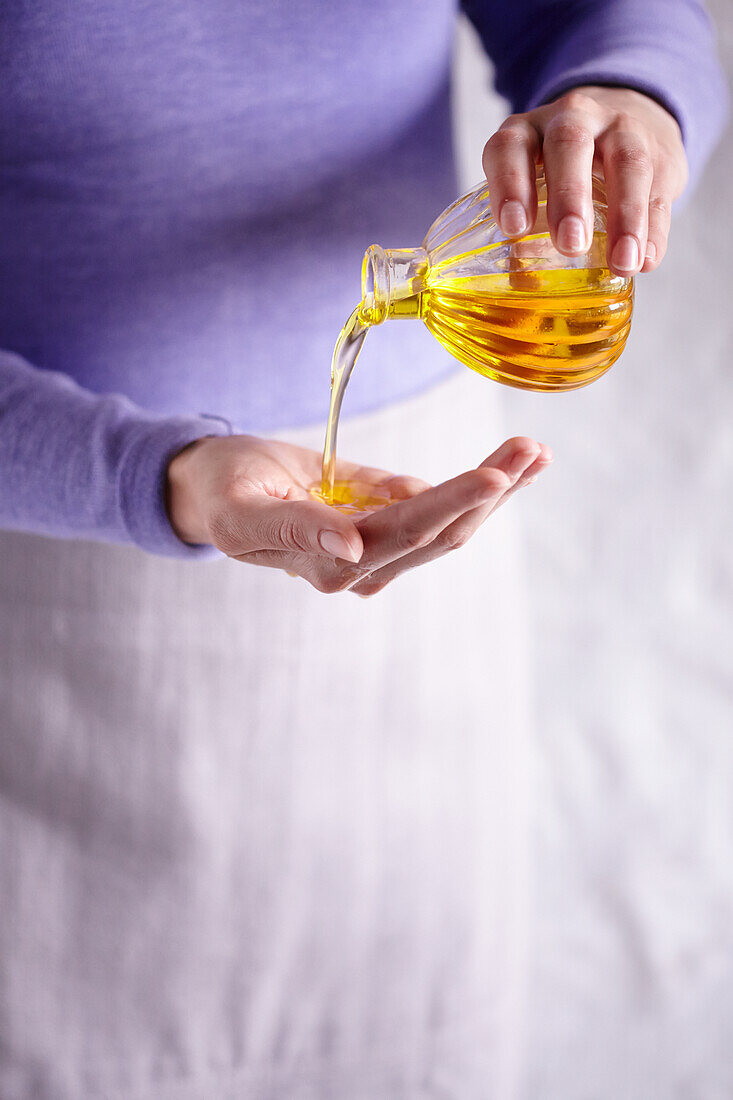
[{"left": 359, "top": 167, "right": 633, "bottom": 391}]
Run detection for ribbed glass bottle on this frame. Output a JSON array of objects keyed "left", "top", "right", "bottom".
[{"left": 359, "top": 168, "right": 633, "bottom": 392}]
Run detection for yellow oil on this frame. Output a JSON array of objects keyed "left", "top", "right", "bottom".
[
  {"left": 310, "top": 305, "right": 400, "bottom": 512},
  {"left": 317, "top": 478, "right": 396, "bottom": 515},
  {"left": 315, "top": 255, "right": 632, "bottom": 508},
  {"left": 423, "top": 265, "right": 633, "bottom": 392},
  {"left": 318, "top": 306, "right": 368, "bottom": 507}
]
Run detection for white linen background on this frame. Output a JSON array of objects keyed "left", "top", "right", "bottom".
[{"left": 453, "top": 5, "right": 733, "bottom": 1098}]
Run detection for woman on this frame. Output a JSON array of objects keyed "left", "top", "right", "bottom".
[{"left": 0, "top": 2, "right": 726, "bottom": 1097}]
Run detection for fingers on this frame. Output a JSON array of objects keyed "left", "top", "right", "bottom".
[
  {"left": 234, "top": 451, "right": 539, "bottom": 595},
  {"left": 640, "top": 170, "right": 675, "bottom": 272},
  {"left": 280, "top": 466, "right": 507, "bottom": 592},
  {"left": 482, "top": 117, "right": 541, "bottom": 238},
  {"left": 597, "top": 119, "right": 653, "bottom": 275},
  {"left": 378, "top": 473, "right": 432, "bottom": 500},
  {"left": 476, "top": 435, "right": 545, "bottom": 479},
  {"left": 486, "top": 88, "right": 689, "bottom": 277},
  {"left": 352, "top": 465, "right": 513, "bottom": 574},
  {"left": 211, "top": 492, "right": 364, "bottom": 563},
  {"left": 541, "top": 95, "right": 597, "bottom": 255},
  {"left": 349, "top": 438, "right": 551, "bottom": 597},
  {"left": 487, "top": 441, "right": 553, "bottom": 509}
]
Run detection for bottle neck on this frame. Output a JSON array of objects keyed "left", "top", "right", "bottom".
[{"left": 360, "top": 245, "right": 428, "bottom": 325}]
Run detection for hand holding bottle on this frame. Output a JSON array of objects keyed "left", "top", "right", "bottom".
[
  {"left": 166, "top": 434, "right": 552, "bottom": 596},
  {"left": 483, "top": 86, "right": 688, "bottom": 275}
]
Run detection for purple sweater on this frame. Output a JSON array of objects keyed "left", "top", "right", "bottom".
[{"left": 0, "top": 0, "right": 727, "bottom": 558}]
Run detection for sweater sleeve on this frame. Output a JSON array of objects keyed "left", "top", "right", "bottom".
[
  {"left": 0, "top": 350, "right": 230, "bottom": 559},
  {"left": 461, "top": 0, "right": 729, "bottom": 190}
]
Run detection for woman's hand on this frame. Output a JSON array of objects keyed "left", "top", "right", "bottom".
[
  {"left": 482, "top": 85, "right": 688, "bottom": 276},
  {"left": 166, "top": 434, "right": 552, "bottom": 596}
]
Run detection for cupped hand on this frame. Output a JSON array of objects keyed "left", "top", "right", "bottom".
[
  {"left": 482, "top": 85, "right": 688, "bottom": 275},
  {"left": 166, "top": 434, "right": 552, "bottom": 596}
]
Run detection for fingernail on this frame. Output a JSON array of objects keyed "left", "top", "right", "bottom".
[
  {"left": 523, "top": 475, "right": 538, "bottom": 485},
  {"left": 318, "top": 530, "right": 361, "bottom": 562},
  {"left": 644, "top": 241, "right": 657, "bottom": 265},
  {"left": 500, "top": 199, "right": 528, "bottom": 237},
  {"left": 557, "top": 214, "right": 587, "bottom": 253},
  {"left": 611, "top": 235, "right": 640, "bottom": 272}
]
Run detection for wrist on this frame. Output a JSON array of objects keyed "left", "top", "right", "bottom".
[{"left": 166, "top": 436, "right": 214, "bottom": 545}]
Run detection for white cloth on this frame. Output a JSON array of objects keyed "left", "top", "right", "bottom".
[{"left": 0, "top": 369, "right": 532, "bottom": 1100}]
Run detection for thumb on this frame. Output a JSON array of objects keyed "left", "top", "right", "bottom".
[{"left": 237, "top": 495, "right": 364, "bottom": 562}]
